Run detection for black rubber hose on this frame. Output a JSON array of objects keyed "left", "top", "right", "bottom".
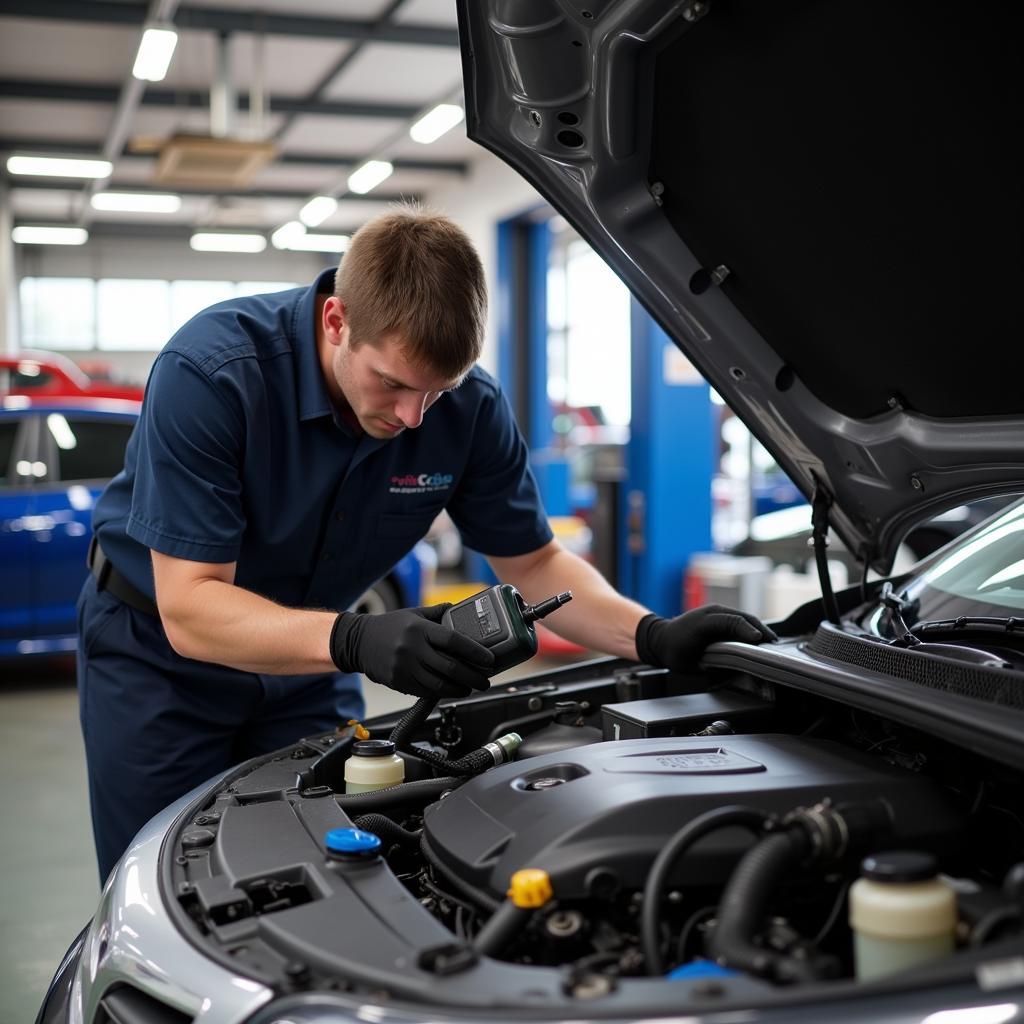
[
  {"left": 388, "top": 695, "right": 510, "bottom": 776},
  {"left": 420, "top": 834, "right": 500, "bottom": 914},
  {"left": 351, "top": 813, "right": 422, "bottom": 847},
  {"left": 390, "top": 696, "right": 435, "bottom": 750},
  {"left": 707, "top": 829, "right": 811, "bottom": 979},
  {"left": 473, "top": 901, "right": 533, "bottom": 957},
  {"left": 642, "top": 806, "right": 768, "bottom": 975},
  {"left": 407, "top": 743, "right": 499, "bottom": 776},
  {"left": 335, "top": 775, "right": 462, "bottom": 811}
]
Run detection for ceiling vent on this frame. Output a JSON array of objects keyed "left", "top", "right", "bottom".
[{"left": 153, "top": 134, "right": 276, "bottom": 189}]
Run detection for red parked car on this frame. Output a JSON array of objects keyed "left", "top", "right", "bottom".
[{"left": 0, "top": 351, "right": 144, "bottom": 402}]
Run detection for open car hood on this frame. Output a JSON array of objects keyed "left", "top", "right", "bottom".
[{"left": 457, "top": 0, "right": 1024, "bottom": 571}]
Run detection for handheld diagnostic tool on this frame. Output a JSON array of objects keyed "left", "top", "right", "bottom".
[{"left": 441, "top": 584, "right": 572, "bottom": 675}]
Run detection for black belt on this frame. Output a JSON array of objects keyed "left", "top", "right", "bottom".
[{"left": 87, "top": 535, "right": 159, "bottom": 617}]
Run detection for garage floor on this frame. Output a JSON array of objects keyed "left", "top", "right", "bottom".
[{"left": 0, "top": 652, "right": 583, "bottom": 1023}]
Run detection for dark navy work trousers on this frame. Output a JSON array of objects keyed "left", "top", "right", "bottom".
[{"left": 76, "top": 575, "right": 364, "bottom": 881}]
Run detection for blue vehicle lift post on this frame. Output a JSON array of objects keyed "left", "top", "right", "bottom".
[{"left": 619, "top": 303, "right": 714, "bottom": 616}]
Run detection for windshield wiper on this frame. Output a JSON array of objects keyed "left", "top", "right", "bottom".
[
  {"left": 907, "top": 615, "right": 1024, "bottom": 636},
  {"left": 878, "top": 584, "right": 1024, "bottom": 667},
  {"left": 882, "top": 607, "right": 1024, "bottom": 669},
  {"left": 879, "top": 581, "right": 919, "bottom": 637}
]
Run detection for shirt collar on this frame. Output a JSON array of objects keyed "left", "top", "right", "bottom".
[{"left": 295, "top": 267, "right": 338, "bottom": 422}]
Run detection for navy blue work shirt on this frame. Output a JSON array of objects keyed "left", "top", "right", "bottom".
[{"left": 93, "top": 269, "right": 553, "bottom": 611}]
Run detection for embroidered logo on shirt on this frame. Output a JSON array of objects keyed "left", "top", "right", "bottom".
[{"left": 389, "top": 472, "right": 454, "bottom": 495}]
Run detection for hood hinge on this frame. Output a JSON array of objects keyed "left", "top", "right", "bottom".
[{"left": 811, "top": 483, "right": 842, "bottom": 625}]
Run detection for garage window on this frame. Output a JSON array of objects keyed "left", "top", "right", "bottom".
[
  {"left": 18, "top": 278, "right": 96, "bottom": 350},
  {"left": 96, "top": 279, "right": 172, "bottom": 351},
  {"left": 20, "top": 278, "right": 301, "bottom": 353}
]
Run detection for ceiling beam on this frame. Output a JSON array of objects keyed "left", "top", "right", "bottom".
[
  {"left": 0, "top": 138, "right": 470, "bottom": 176},
  {"left": 0, "top": 0, "right": 459, "bottom": 46},
  {"left": 277, "top": 152, "right": 466, "bottom": 175},
  {"left": 0, "top": 79, "right": 422, "bottom": 119},
  {"left": 269, "top": 0, "right": 410, "bottom": 143}
]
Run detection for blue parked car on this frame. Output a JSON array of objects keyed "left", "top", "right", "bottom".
[
  {"left": 0, "top": 395, "right": 428, "bottom": 658},
  {"left": 0, "top": 396, "right": 140, "bottom": 657}
]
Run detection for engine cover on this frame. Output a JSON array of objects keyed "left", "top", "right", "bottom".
[{"left": 422, "top": 734, "right": 964, "bottom": 900}]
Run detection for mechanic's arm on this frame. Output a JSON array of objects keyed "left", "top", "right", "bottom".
[
  {"left": 151, "top": 550, "right": 493, "bottom": 697},
  {"left": 489, "top": 540, "right": 647, "bottom": 659},
  {"left": 489, "top": 540, "right": 776, "bottom": 670},
  {"left": 153, "top": 550, "right": 339, "bottom": 674}
]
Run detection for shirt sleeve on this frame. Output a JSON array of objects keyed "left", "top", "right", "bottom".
[
  {"left": 446, "top": 380, "right": 554, "bottom": 557},
  {"left": 125, "top": 351, "right": 246, "bottom": 563}
]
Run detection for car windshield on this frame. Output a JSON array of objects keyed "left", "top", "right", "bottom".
[{"left": 867, "top": 498, "right": 1024, "bottom": 637}]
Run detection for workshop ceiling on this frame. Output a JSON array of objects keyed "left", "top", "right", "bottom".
[{"left": 0, "top": 0, "right": 476, "bottom": 244}]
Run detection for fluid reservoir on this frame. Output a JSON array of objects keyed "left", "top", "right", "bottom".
[
  {"left": 849, "top": 851, "right": 957, "bottom": 980},
  {"left": 344, "top": 739, "right": 405, "bottom": 794}
]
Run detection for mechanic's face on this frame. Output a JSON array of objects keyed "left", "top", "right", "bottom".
[{"left": 321, "top": 297, "right": 461, "bottom": 439}]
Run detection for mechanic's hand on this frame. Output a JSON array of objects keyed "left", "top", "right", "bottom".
[
  {"left": 635, "top": 604, "right": 777, "bottom": 673},
  {"left": 330, "top": 603, "right": 495, "bottom": 700}
]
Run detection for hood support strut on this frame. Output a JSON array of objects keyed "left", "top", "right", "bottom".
[{"left": 812, "top": 484, "right": 842, "bottom": 626}]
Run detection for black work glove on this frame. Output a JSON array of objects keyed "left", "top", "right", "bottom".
[
  {"left": 330, "top": 603, "right": 495, "bottom": 700},
  {"left": 635, "top": 604, "right": 777, "bottom": 673}
]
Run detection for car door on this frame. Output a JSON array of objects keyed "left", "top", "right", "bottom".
[
  {"left": 0, "top": 413, "right": 37, "bottom": 650},
  {"left": 32, "top": 411, "right": 136, "bottom": 644}
]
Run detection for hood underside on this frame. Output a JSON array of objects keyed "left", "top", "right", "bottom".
[{"left": 458, "top": 0, "right": 1024, "bottom": 571}]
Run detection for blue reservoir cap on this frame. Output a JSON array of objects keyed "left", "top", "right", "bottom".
[
  {"left": 666, "top": 959, "right": 739, "bottom": 980},
  {"left": 324, "top": 827, "right": 382, "bottom": 858}
]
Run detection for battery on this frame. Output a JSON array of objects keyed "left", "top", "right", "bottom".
[{"left": 601, "top": 691, "right": 770, "bottom": 741}]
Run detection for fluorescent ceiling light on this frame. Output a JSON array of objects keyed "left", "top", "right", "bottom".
[
  {"left": 7, "top": 155, "right": 113, "bottom": 179},
  {"left": 132, "top": 24, "right": 178, "bottom": 82},
  {"left": 12, "top": 226, "right": 89, "bottom": 245},
  {"left": 409, "top": 103, "right": 465, "bottom": 144},
  {"left": 282, "top": 233, "right": 350, "bottom": 253},
  {"left": 347, "top": 160, "right": 393, "bottom": 195},
  {"left": 91, "top": 191, "right": 181, "bottom": 213},
  {"left": 272, "top": 220, "right": 349, "bottom": 252},
  {"left": 271, "top": 220, "right": 307, "bottom": 249},
  {"left": 189, "top": 232, "right": 266, "bottom": 253},
  {"left": 299, "top": 195, "right": 338, "bottom": 227}
]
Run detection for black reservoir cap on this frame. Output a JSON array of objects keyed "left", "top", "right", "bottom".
[
  {"left": 352, "top": 739, "right": 396, "bottom": 758},
  {"left": 861, "top": 851, "right": 938, "bottom": 884}
]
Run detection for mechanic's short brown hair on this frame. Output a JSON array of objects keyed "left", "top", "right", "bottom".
[{"left": 335, "top": 203, "right": 486, "bottom": 379}]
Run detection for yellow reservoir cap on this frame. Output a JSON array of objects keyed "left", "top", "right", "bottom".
[
  {"left": 346, "top": 719, "right": 370, "bottom": 740},
  {"left": 509, "top": 869, "right": 553, "bottom": 908}
]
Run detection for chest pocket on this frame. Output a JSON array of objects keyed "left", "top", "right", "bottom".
[{"left": 365, "top": 510, "right": 438, "bottom": 580}]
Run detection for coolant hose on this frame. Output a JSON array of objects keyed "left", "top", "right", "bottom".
[
  {"left": 642, "top": 806, "right": 768, "bottom": 975},
  {"left": 473, "top": 901, "right": 533, "bottom": 957},
  {"left": 707, "top": 829, "right": 813, "bottom": 980},
  {"left": 335, "top": 775, "right": 462, "bottom": 811},
  {"left": 389, "top": 695, "right": 520, "bottom": 776},
  {"left": 352, "top": 813, "right": 422, "bottom": 847},
  {"left": 408, "top": 741, "right": 512, "bottom": 776}
]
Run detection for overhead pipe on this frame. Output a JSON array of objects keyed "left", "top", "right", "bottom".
[{"left": 210, "top": 31, "right": 235, "bottom": 139}]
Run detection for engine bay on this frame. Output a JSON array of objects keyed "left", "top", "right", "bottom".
[{"left": 164, "top": 646, "right": 1024, "bottom": 1012}]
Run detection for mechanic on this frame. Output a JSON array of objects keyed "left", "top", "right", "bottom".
[{"left": 78, "top": 205, "right": 775, "bottom": 881}]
